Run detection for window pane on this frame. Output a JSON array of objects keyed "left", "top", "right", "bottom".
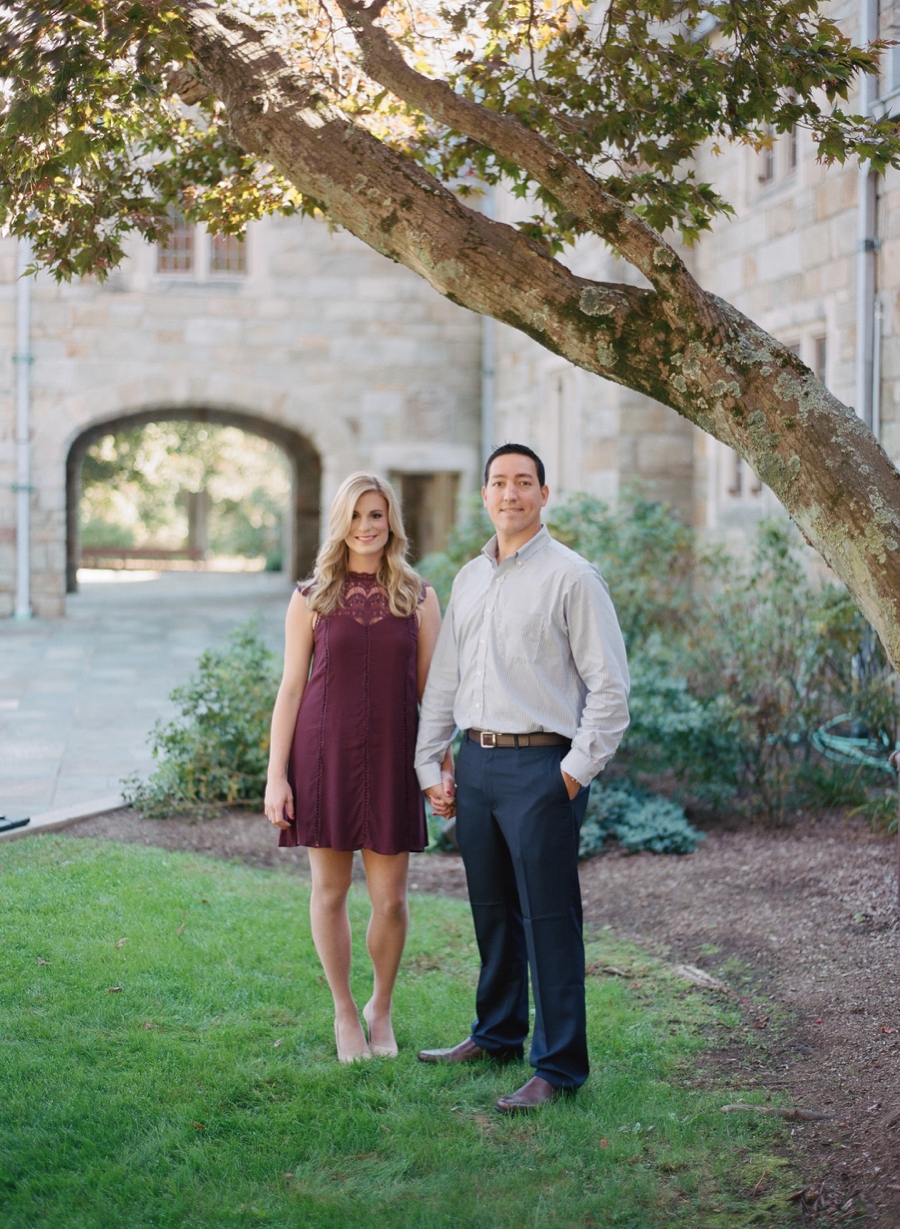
[
  {"left": 157, "top": 210, "right": 194, "bottom": 273},
  {"left": 211, "top": 232, "right": 247, "bottom": 274},
  {"left": 759, "top": 127, "right": 775, "bottom": 184},
  {"left": 788, "top": 125, "right": 798, "bottom": 171},
  {"left": 814, "top": 335, "right": 827, "bottom": 385}
]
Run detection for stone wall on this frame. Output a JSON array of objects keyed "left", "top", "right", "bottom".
[{"left": 0, "top": 214, "right": 482, "bottom": 616}]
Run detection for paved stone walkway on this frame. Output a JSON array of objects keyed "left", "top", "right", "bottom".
[{"left": 0, "top": 571, "right": 293, "bottom": 817}]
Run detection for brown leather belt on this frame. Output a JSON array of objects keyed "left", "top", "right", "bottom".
[{"left": 467, "top": 729, "right": 571, "bottom": 750}]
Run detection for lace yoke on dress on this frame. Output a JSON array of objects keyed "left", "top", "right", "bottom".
[
  {"left": 299, "top": 573, "right": 424, "bottom": 626},
  {"left": 338, "top": 572, "right": 393, "bottom": 626}
]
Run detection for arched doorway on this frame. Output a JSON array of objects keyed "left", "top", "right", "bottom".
[{"left": 66, "top": 407, "right": 321, "bottom": 593}]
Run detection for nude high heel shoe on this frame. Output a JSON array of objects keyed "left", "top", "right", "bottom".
[
  {"left": 334, "top": 1017, "right": 371, "bottom": 1064},
  {"left": 362, "top": 1001, "right": 399, "bottom": 1058}
]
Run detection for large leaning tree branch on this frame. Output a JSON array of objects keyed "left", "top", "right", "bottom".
[
  {"left": 335, "top": 0, "right": 724, "bottom": 337},
  {"left": 178, "top": 0, "right": 900, "bottom": 668}
]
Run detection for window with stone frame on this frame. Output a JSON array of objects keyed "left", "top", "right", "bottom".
[
  {"left": 210, "top": 232, "right": 247, "bottom": 275},
  {"left": 157, "top": 209, "right": 195, "bottom": 274}
]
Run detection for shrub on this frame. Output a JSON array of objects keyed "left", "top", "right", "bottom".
[
  {"left": 548, "top": 493, "right": 898, "bottom": 820},
  {"left": 548, "top": 490, "right": 696, "bottom": 646},
  {"left": 674, "top": 520, "right": 886, "bottom": 818},
  {"left": 623, "top": 638, "right": 743, "bottom": 809},
  {"left": 579, "top": 781, "right": 705, "bottom": 858},
  {"left": 123, "top": 621, "right": 280, "bottom": 818}
]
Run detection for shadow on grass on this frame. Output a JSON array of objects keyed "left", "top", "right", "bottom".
[{"left": 0, "top": 838, "right": 795, "bottom": 1228}]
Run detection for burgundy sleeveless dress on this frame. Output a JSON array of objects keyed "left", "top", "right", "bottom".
[{"left": 278, "top": 573, "right": 428, "bottom": 855}]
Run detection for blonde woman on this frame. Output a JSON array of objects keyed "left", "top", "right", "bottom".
[{"left": 264, "top": 473, "right": 454, "bottom": 1063}]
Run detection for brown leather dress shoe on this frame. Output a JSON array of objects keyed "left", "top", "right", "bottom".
[
  {"left": 495, "top": 1075, "right": 565, "bottom": 1112},
  {"left": 417, "top": 1037, "right": 485, "bottom": 1064}
]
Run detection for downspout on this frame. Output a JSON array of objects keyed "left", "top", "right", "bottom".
[
  {"left": 855, "top": 0, "right": 880, "bottom": 429},
  {"left": 13, "top": 239, "right": 33, "bottom": 621},
  {"left": 873, "top": 293, "right": 884, "bottom": 441},
  {"left": 480, "top": 187, "right": 495, "bottom": 469}
]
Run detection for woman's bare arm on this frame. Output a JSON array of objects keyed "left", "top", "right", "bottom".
[
  {"left": 416, "top": 586, "right": 442, "bottom": 702},
  {"left": 264, "top": 590, "right": 315, "bottom": 828}
]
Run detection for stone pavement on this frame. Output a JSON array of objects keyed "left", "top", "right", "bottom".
[{"left": 0, "top": 570, "right": 294, "bottom": 818}]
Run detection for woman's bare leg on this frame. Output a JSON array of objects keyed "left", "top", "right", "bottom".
[
  {"left": 360, "top": 849, "right": 410, "bottom": 1053},
  {"left": 308, "top": 847, "right": 369, "bottom": 1061}
]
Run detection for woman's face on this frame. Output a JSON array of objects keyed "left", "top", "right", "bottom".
[{"left": 344, "top": 491, "right": 390, "bottom": 563}]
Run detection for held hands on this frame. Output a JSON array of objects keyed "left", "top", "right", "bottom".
[
  {"left": 425, "top": 769, "right": 456, "bottom": 820},
  {"left": 264, "top": 777, "right": 294, "bottom": 829}
]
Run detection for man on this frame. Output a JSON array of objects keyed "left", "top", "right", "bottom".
[{"left": 414, "top": 444, "right": 629, "bottom": 1111}]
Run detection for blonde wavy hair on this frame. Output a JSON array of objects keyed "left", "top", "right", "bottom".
[{"left": 304, "top": 472, "right": 423, "bottom": 617}]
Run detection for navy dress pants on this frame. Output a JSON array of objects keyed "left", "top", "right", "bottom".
[{"left": 455, "top": 738, "right": 591, "bottom": 1090}]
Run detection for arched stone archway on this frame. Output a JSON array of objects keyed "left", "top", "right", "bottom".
[{"left": 66, "top": 406, "right": 321, "bottom": 592}]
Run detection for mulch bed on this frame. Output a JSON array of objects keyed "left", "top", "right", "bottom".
[{"left": 68, "top": 806, "right": 899, "bottom": 1226}]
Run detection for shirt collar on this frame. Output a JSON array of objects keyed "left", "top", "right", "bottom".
[{"left": 481, "top": 524, "right": 550, "bottom": 568}]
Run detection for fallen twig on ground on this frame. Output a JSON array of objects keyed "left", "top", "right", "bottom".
[
  {"left": 672, "top": 964, "right": 729, "bottom": 991},
  {"left": 721, "top": 1103, "right": 836, "bottom": 1122}
]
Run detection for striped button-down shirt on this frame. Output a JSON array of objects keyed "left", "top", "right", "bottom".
[{"left": 415, "top": 525, "right": 630, "bottom": 790}]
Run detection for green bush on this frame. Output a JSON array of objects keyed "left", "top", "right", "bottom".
[
  {"left": 579, "top": 780, "right": 705, "bottom": 858},
  {"left": 123, "top": 621, "right": 280, "bottom": 818},
  {"left": 549, "top": 490, "right": 697, "bottom": 646},
  {"left": 675, "top": 521, "right": 866, "bottom": 817},
  {"left": 548, "top": 495, "right": 899, "bottom": 821}
]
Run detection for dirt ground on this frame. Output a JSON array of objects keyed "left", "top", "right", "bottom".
[{"left": 67, "top": 806, "right": 900, "bottom": 1226}]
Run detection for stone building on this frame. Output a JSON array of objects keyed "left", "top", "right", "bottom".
[
  {"left": 1, "top": 0, "right": 898, "bottom": 617},
  {"left": 0, "top": 215, "right": 482, "bottom": 616}
]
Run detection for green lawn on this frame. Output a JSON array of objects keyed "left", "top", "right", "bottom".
[{"left": 1, "top": 837, "right": 793, "bottom": 1228}]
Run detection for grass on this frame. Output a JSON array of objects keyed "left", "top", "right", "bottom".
[{"left": 0, "top": 837, "right": 795, "bottom": 1228}]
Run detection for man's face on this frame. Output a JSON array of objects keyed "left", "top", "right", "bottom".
[{"left": 482, "top": 454, "right": 549, "bottom": 537}]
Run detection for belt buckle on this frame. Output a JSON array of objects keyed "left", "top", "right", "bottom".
[{"left": 479, "top": 730, "right": 497, "bottom": 749}]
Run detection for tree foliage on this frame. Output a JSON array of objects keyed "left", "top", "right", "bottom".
[{"left": 2, "top": 1, "right": 898, "bottom": 275}]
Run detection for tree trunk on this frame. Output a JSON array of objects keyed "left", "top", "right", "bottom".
[{"left": 183, "top": 0, "right": 900, "bottom": 668}]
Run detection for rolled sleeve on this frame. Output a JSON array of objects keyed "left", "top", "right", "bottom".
[
  {"left": 560, "top": 568, "right": 630, "bottom": 785},
  {"left": 415, "top": 595, "right": 460, "bottom": 790}
]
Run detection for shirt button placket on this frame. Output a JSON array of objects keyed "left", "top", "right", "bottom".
[{"left": 479, "top": 575, "right": 498, "bottom": 721}]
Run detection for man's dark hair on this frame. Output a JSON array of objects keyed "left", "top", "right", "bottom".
[{"left": 484, "top": 443, "right": 545, "bottom": 488}]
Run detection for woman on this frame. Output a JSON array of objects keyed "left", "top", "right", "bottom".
[{"left": 264, "top": 472, "right": 453, "bottom": 1063}]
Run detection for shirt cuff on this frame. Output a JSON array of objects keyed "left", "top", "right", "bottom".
[
  {"left": 560, "top": 748, "right": 595, "bottom": 788},
  {"left": 416, "top": 763, "right": 444, "bottom": 791}
]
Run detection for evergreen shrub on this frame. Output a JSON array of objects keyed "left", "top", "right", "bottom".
[
  {"left": 579, "top": 781, "right": 705, "bottom": 858},
  {"left": 123, "top": 621, "right": 279, "bottom": 818}
]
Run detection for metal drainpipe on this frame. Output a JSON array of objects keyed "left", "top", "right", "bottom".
[
  {"left": 13, "top": 239, "right": 33, "bottom": 620},
  {"left": 480, "top": 187, "right": 495, "bottom": 470},
  {"left": 873, "top": 293, "right": 884, "bottom": 441},
  {"left": 855, "top": 0, "right": 880, "bottom": 429}
]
